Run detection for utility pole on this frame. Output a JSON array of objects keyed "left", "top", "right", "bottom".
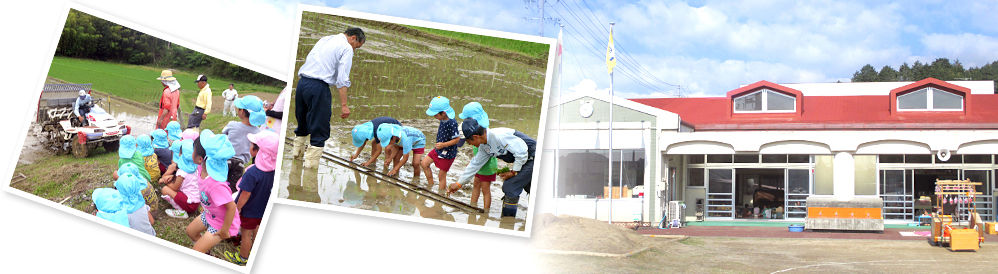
[{"left": 523, "top": 0, "right": 560, "bottom": 36}]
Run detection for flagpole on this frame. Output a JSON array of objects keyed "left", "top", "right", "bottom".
[
  {"left": 554, "top": 25, "right": 563, "bottom": 216},
  {"left": 607, "top": 22, "right": 615, "bottom": 224}
]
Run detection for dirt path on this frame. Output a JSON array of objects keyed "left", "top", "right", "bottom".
[{"left": 532, "top": 215, "right": 998, "bottom": 273}]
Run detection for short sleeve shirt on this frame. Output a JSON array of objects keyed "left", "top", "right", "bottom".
[
  {"left": 398, "top": 126, "right": 426, "bottom": 155},
  {"left": 127, "top": 204, "right": 156, "bottom": 236},
  {"left": 370, "top": 116, "right": 401, "bottom": 144},
  {"left": 197, "top": 167, "right": 241, "bottom": 236},
  {"left": 223, "top": 121, "right": 262, "bottom": 164},
  {"left": 236, "top": 165, "right": 275, "bottom": 219},
  {"left": 435, "top": 119, "right": 459, "bottom": 159}
]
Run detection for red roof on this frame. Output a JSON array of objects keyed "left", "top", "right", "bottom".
[{"left": 631, "top": 81, "right": 998, "bottom": 131}]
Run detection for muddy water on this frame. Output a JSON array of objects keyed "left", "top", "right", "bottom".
[
  {"left": 279, "top": 135, "right": 529, "bottom": 231},
  {"left": 281, "top": 13, "right": 545, "bottom": 230},
  {"left": 17, "top": 97, "right": 159, "bottom": 164}
]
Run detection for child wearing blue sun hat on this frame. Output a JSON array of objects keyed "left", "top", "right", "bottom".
[
  {"left": 420, "top": 96, "right": 460, "bottom": 191},
  {"left": 223, "top": 95, "right": 265, "bottom": 191},
  {"left": 137, "top": 134, "right": 161, "bottom": 184},
  {"left": 348, "top": 117, "right": 401, "bottom": 168},
  {"left": 116, "top": 135, "right": 151, "bottom": 182},
  {"left": 161, "top": 139, "right": 201, "bottom": 218},
  {"left": 92, "top": 188, "right": 129, "bottom": 228},
  {"left": 152, "top": 129, "right": 173, "bottom": 172},
  {"left": 115, "top": 173, "right": 157, "bottom": 236},
  {"left": 186, "top": 129, "right": 240, "bottom": 254},
  {"left": 458, "top": 102, "right": 498, "bottom": 210},
  {"left": 166, "top": 121, "right": 183, "bottom": 143},
  {"left": 376, "top": 124, "right": 426, "bottom": 178}
]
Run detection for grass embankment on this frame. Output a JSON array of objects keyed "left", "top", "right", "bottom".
[{"left": 406, "top": 25, "right": 551, "bottom": 59}]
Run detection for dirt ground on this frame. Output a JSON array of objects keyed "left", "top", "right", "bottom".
[
  {"left": 531, "top": 214, "right": 649, "bottom": 254},
  {"left": 531, "top": 215, "right": 998, "bottom": 273}
]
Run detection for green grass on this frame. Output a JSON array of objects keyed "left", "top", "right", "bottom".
[
  {"left": 32, "top": 179, "right": 72, "bottom": 198},
  {"left": 407, "top": 25, "right": 550, "bottom": 59},
  {"left": 678, "top": 237, "right": 705, "bottom": 246},
  {"left": 47, "top": 57, "right": 282, "bottom": 109}
]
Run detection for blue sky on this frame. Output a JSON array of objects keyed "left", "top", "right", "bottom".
[{"left": 273, "top": 0, "right": 998, "bottom": 98}]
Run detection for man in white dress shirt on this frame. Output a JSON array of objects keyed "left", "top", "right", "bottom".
[
  {"left": 221, "top": 83, "right": 238, "bottom": 116},
  {"left": 292, "top": 27, "right": 365, "bottom": 168}
]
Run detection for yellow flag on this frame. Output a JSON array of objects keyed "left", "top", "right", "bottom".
[{"left": 605, "top": 28, "right": 616, "bottom": 74}]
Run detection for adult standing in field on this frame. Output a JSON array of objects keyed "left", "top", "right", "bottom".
[
  {"left": 222, "top": 83, "right": 239, "bottom": 117},
  {"left": 188, "top": 75, "right": 212, "bottom": 131},
  {"left": 291, "top": 27, "right": 366, "bottom": 169},
  {"left": 157, "top": 70, "right": 181, "bottom": 129}
]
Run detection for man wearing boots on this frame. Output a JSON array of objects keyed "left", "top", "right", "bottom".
[
  {"left": 291, "top": 27, "right": 366, "bottom": 168},
  {"left": 447, "top": 118, "right": 534, "bottom": 217}
]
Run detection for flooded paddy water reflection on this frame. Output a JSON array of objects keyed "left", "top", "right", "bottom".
[{"left": 279, "top": 136, "right": 528, "bottom": 231}]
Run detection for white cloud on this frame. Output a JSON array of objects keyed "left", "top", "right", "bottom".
[{"left": 921, "top": 33, "right": 998, "bottom": 67}]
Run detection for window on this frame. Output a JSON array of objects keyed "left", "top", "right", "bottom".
[
  {"left": 897, "top": 87, "right": 963, "bottom": 111},
  {"left": 556, "top": 149, "right": 645, "bottom": 198},
  {"left": 687, "top": 168, "right": 704, "bottom": 187},
  {"left": 734, "top": 89, "right": 796, "bottom": 113}
]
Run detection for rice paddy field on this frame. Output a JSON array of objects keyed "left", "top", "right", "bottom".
[
  {"left": 282, "top": 12, "right": 551, "bottom": 230},
  {"left": 47, "top": 56, "right": 283, "bottom": 113}
]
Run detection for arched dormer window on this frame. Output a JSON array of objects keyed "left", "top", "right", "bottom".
[
  {"left": 733, "top": 89, "right": 796, "bottom": 113},
  {"left": 897, "top": 87, "right": 963, "bottom": 111}
]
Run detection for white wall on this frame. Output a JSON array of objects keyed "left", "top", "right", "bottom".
[{"left": 662, "top": 130, "right": 998, "bottom": 154}]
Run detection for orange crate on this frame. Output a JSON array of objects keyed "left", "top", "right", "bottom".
[
  {"left": 949, "top": 229, "right": 980, "bottom": 251},
  {"left": 987, "top": 222, "right": 998, "bottom": 235}
]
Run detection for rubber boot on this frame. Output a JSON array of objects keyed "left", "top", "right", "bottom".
[
  {"left": 501, "top": 196, "right": 518, "bottom": 217},
  {"left": 304, "top": 145, "right": 323, "bottom": 169},
  {"left": 291, "top": 136, "right": 308, "bottom": 159}
]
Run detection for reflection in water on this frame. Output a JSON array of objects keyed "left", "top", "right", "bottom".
[{"left": 279, "top": 141, "right": 527, "bottom": 230}]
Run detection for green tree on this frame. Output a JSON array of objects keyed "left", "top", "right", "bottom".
[
  {"left": 877, "top": 65, "right": 899, "bottom": 82},
  {"left": 852, "top": 64, "right": 879, "bottom": 82}
]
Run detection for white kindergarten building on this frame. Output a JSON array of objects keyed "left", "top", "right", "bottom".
[{"left": 542, "top": 78, "right": 998, "bottom": 224}]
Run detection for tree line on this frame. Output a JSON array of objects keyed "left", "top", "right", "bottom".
[
  {"left": 851, "top": 58, "right": 998, "bottom": 92},
  {"left": 55, "top": 9, "right": 283, "bottom": 87}
]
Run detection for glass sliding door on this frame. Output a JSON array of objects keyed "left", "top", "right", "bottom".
[
  {"left": 880, "top": 170, "right": 911, "bottom": 220},
  {"left": 706, "top": 169, "right": 734, "bottom": 218},
  {"left": 786, "top": 169, "right": 810, "bottom": 219},
  {"left": 963, "top": 169, "right": 992, "bottom": 221}
]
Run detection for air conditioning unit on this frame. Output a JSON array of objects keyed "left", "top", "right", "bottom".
[{"left": 668, "top": 201, "right": 686, "bottom": 228}]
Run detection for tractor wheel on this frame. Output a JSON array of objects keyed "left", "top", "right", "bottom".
[
  {"left": 71, "top": 139, "right": 89, "bottom": 158},
  {"left": 103, "top": 140, "right": 120, "bottom": 152}
]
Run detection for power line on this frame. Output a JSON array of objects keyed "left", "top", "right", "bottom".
[
  {"left": 561, "top": 1, "right": 681, "bottom": 91},
  {"left": 554, "top": 9, "right": 674, "bottom": 94},
  {"left": 556, "top": 1, "right": 685, "bottom": 96}
]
